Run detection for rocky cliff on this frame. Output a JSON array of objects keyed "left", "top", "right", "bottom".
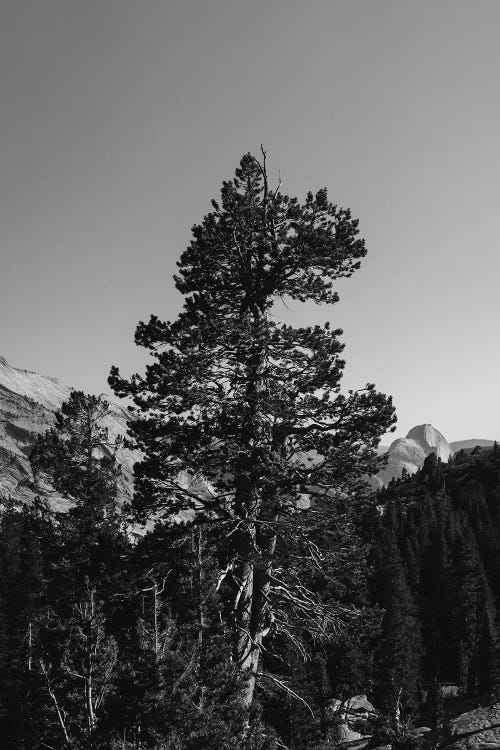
[{"left": 0, "top": 356, "right": 136, "bottom": 509}]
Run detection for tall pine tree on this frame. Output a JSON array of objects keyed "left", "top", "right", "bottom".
[{"left": 110, "top": 151, "right": 395, "bottom": 714}]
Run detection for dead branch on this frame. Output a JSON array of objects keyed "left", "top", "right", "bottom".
[
  {"left": 39, "top": 659, "right": 72, "bottom": 746},
  {"left": 257, "top": 671, "right": 314, "bottom": 716}
]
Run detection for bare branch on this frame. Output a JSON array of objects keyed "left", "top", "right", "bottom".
[
  {"left": 39, "top": 659, "right": 72, "bottom": 746},
  {"left": 257, "top": 672, "right": 314, "bottom": 716}
]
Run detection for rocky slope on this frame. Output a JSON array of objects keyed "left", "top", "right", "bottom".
[
  {"left": 442, "top": 702, "right": 500, "bottom": 749},
  {"left": 0, "top": 356, "right": 136, "bottom": 510}
]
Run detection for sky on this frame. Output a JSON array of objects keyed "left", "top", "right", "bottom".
[{"left": 1, "top": 0, "right": 500, "bottom": 443}]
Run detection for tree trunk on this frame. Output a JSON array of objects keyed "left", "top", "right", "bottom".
[
  {"left": 234, "top": 525, "right": 276, "bottom": 710},
  {"left": 195, "top": 529, "right": 209, "bottom": 709},
  {"left": 235, "top": 556, "right": 259, "bottom": 709},
  {"left": 84, "top": 587, "right": 97, "bottom": 743},
  {"left": 233, "top": 305, "right": 272, "bottom": 710}
]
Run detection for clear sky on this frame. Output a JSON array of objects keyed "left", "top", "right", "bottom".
[{"left": 1, "top": 0, "right": 499, "bottom": 442}]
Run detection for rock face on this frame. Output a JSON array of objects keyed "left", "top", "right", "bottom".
[
  {"left": 0, "top": 356, "right": 136, "bottom": 510},
  {"left": 442, "top": 702, "right": 500, "bottom": 749},
  {"left": 406, "top": 423, "right": 453, "bottom": 462},
  {"left": 372, "top": 423, "right": 453, "bottom": 488}
]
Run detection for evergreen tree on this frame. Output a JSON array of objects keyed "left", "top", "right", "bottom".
[
  {"left": 477, "top": 599, "right": 500, "bottom": 695},
  {"left": 371, "top": 528, "right": 422, "bottom": 719},
  {"left": 452, "top": 523, "right": 483, "bottom": 692},
  {"left": 0, "top": 506, "right": 49, "bottom": 749},
  {"left": 29, "top": 393, "right": 126, "bottom": 748},
  {"left": 419, "top": 452, "right": 444, "bottom": 492},
  {"left": 110, "top": 151, "right": 395, "bottom": 715},
  {"left": 30, "top": 391, "right": 122, "bottom": 531},
  {"left": 418, "top": 497, "right": 455, "bottom": 683}
]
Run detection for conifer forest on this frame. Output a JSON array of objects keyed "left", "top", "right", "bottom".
[{"left": 2, "top": 154, "right": 500, "bottom": 749}]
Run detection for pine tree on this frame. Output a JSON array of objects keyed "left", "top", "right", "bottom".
[
  {"left": 477, "top": 588, "right": 500, "bottom": 696},
  {"left": 0, "top": 506, "right": 49, "bottom": 749},
  {"left": 419, "top": 499, "right": 454, "bottom": 684},
  {"left": 371, "top": 527, "right": 422, "bottom": 719},
  {"left": 419, "top": 452, "right": 444, "bottom": 492},
  {"left": 452, "top": 523, "right": 483, "bottom": 693},
  {"left": 110, "top": 151, "right": 396, "bottom": 714},
  {"left": 29, "top": 393, "right": 126, "bottom": 748},
  {"left": 30, "top": 391, "right": 122, "bottom": 532}
]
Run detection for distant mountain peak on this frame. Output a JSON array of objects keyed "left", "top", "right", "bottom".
[
  {"left": 406, "top": 423, "right": 438, "bottom": 439},
  {"left": 370, "top": 422, "right": 452, "bottom": 489},
  {"left": 405, "top": 423, "right": 452, "bottom": 461}
]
